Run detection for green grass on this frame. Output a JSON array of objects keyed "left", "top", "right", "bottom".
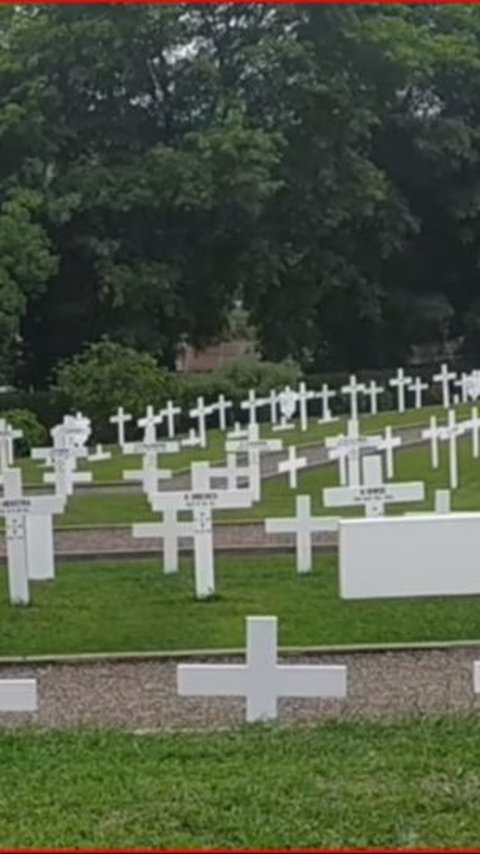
[
  {"left": 3, "top": 555, "right": 480, "bottom": 656},
  {"left": 3, "top": 718, "right": 480, "bottom": 847}
]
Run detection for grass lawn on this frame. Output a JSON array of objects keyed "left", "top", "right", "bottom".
[
  {"left": 51, "top": 430, "right": 480, "bottom": 526},
  {"left": 2, "top": 718, "right": 480, "bottom": 847},
  {"left": 2, "top": 555, "right": 480, "bottom": 656}
]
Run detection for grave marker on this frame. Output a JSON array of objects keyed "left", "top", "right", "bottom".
[
  {"left": 341, "top": 375, "right": 365, "bottom": 421},
  {"left": 0, "top": 679, "right": 37, "bottom": 712},
  {"left": 277, "top": 445, "right": 307, "bottom": 489},
  {"left": 364, "top": 380, "right": 384, "bottom": 416},
  {"left": 433, "top": 363, "right": 457, "bottom": 409},
  {"left": 189, "top": 397, "right": 214, "bottom": 448},
  {"left": 109, "top": 407, "right": 132, "bottom": 447},
  {"left": 389, "top": 368, "right": 412, "bottom": 414},
  {"left": 226, "top": 423, "right": 282, "bottom": 502},
  {"left": 265, "top": 495, "right": 337, "bottom": 573},
  {"left": 324, "top": 454, "right": 424, "bottom": 517},
  {"left": 178, "top": 616, "right": 347, "bottom": 723},
  {"left": 408, "top": 376, "right": 429, "bottom": 410}
]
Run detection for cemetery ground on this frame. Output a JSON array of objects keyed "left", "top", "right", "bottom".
[{"left": 2, "top": 717, "right": 480, "bottom": 848}]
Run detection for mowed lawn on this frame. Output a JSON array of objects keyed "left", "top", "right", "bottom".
[
  {"left": 2, "top": 718, "right": 480, "bottom": 848},
  {"left": 50, "top": 430, "right": 480, "bottom": 526},
  {"left": 2, "top": 555, "right": 480, "bottom": 656}
]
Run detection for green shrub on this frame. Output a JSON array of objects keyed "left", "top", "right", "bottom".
[
  {"left": 54, "top": 339, "right": 171, "bottom": 435},
  {"left": 0, "top": 408, "right": 47, "bottom": 456}
]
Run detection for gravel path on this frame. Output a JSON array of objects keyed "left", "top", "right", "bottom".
[{"left": 1, "top": 646, "right": 479, "bottom": 731}]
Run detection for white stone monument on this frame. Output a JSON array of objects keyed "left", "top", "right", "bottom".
[
  {"left": 324, "top": 454, "right": 424, "bottom": 517},
  {"left": 408, "top": 376, "right": 428, "bottom": 410},
  {"left": 148, "top": 462, "right": 253, "bottom": 598},
  {"left": 389, "top": 367, "right": 412, "bottom": 414},
  {"left": 274, "top": 386, "right": 298, "bottom": 431},
  {"left": 341, "top": 375, "right": 366, "bottom": 421},
  {"left": 226, "top": 423, "right": 282, "bottom": 502},
  {"left": 177, "top": 616, "right": 347, "bottom": 723},
  {"left": 109, "top": 406, "right": 132, "bottom": 447},
  {"left": 433, "top": 363, "right": 457, "bottom": 409},
  {"left": 0, "top": 679, "right": 37, "bottom": 712},
  {"left": 265, "top": 495, "right": 338, "bottom": 573},
  {"left": 277, "top": 445, "right": 307, "bottom": 489}
]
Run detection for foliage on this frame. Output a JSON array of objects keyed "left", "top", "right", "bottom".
[
  {"left": 0, "top": 407, "right": 47, "bottom": 455},
  {"left": 54, "top": 339, "right": 170, "bottom": 428},
  {"left": 1, "top": 6, "right": 480, "bottom": 380}
]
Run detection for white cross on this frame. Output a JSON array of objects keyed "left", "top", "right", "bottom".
[
  {"left": 341, "top": 375, "right": 366, "bottom": 421},
  {"left": 138, "top": 406, "right": 163, "bottom": 443},
  {"left": 0, "top": 419, "right": 23, "bottom": 471},
  {"left": 389, "top": 368, "right": 412, "bottom": 414},
  {"left": 0, "top": 468, "right": 65, "bottom": 602},
  {"left": 422, "top": 416, "right": 442, "bottom": 470},
  {"left": 226, "top": 423, "right": 282, "bottom": 502},
  {"left": 315, "top": 383, "right": 337, "bottom": 423},
  {"left": 323, "top": 454, "right": 424, "bottom": 517},
  {"left": 465, "top": 370, "right": 480, "bottom": 402},
  {"left": 189, "top": 397, "right": 214, "bottom": 448},
  {"left": 454, "top": 373, "right": 470, "bottom": 405},
  {"left": 0, "top": 679, "right": 37, "bottom": 712},
  {"left": 265, "top": 495, "right": 337, "bottom": 573},
  {"left": 32, "top": 437, "right": 90, "bottom": 497},
  {"left": 325, "top": 420, "right": 382, "bottom": 487},
  {"left": 158, "top": 400, "right": 181, "bottom": 439},
  {"left": 133, "top": 506, "right": 194, "bottom": 574},
  {"left": 181, "top": 428, "right": 202, "bottom": 448},
  {"left": 466, "top": 406, "right": 480, "bottom": 459},
  {"left": 433, "top": 363, "right": 457, "bottom": 409},
  {"left": 377, "top": 426, "right": 401, "bottom": 479},
  {"left": 210, "top": 394, "right": 233, "bottom": 432},
  {"left": 207, "top": 453, "right": 251, "bottom": 491},
  {"left": 88, "top": 444, "right": 111, "bottom": 462},
  {"left": 178, "top": 616, "right": 347, "bottom": 723},
  {"left": 297, "top": 381, "right": 315, "bottom": 432},
  {"left": 109, "top": 406, "right": 132, "bottom": 447},
  {"left": 408, "top": 376, "right": 429, "bottom": 409},
  {"left": 277, "top": 445, "right": 307, "bottom": 489},
  {"left": 240, "top": 389, "right": 260, "bottom": 426},
  {"left": 123, "top": 438, "right": 178, "bottom": 496},
  {"left": 438, "top": 409, "right": 466, "bottom": 490},
  {"left": 268, "top": 389, "right": 278, "bottom": 425},
  {"left": 364, "top": 380, "right": 384, "bottom": 416},
  {"left": 148, "top": 462, "right": 253, "bottom": 598}
]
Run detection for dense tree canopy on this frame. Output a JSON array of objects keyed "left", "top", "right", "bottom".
[{"left": 1, "top": 3, "right": 480, "bottom": 386}]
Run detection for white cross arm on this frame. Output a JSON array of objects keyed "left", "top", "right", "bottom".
[
  {"left": 150, "top": 488, "right": 254, "bottom": 513},
  {"left": 323, "top": 482, "right": 425, "bottom": 507},
  {"left": 265, "top": 516, "right": 338, "bottom": 534}
]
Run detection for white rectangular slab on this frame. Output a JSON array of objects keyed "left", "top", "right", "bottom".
[
  {"left": 0, "top": 679, "right": 37, "bottom": 712},
  {"left": 339, "top": 513, "right": 480, "bottom": 599}
]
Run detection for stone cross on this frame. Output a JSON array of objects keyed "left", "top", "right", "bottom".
[
  {"left": 466, "top": 406, "right": 480, "bottom": 459},
  {"left": 377, "top": 425, "right": 401, "bottom": 479},
  {"left": 178, "top": 616, "right": 347, "bottom": 723},
  {"left": 408, "top": 376, "right": 428, "bottom": 409},
  {"left": 148, "top": 462, "right": 253, "bottom": 598},
  {"left": 265, "top": 495, "right": 337, "bottom": 573},
  {"left": 0, "top": 419, "right": 23, "bottom": 471},
  {"left": 226, "top": 423, "right": 282, "bottom": 502},
  {"left": 138, "top": 405, "right": 163, "bottom": 443},
  {"left": 158, "top": 400, "right": 181, "bottom": 439},
  {"left": 341, "top": 375, "right": 366, "bottom": 421},
  {"left": 0, "top": 468, "right": 66, "bottom": 603},
  {"left": 33, "top": 435, "right": 90, "bottom": 498},
  {"left": 133, "top": 506, "right": 194, "bottom": 574},
  {"left": 240, "top": 389, "right": 260, "bottom": 426},
  {"left": 364, "top": 380, "right": 384, "bottom": 416},
  {"left": 0, "top": 679, "right": 37, "bottom": 712},
  {"left": 389, "top": 368, "right": 412, "bottom": 414},
  {"left": 433, "top": 363, "right": 457, "bottom": 409},
  {"left": 454, "top": 374, "right": 470, "bottom": 405},
  {"left": 315, "top": 383, "right": 337, "bottom": 423},
  {"left": 438, "top": 409, "right": 466, "bottom": 490},
  {"left": 323, "top": 454, "right": 424, "bottom": 517},
  {"left": 189, "top": 397, "right": 214, "bottom": 448},
  {"left": 421, "top": 415, "right": 442, "bottom": 470},
  {"left": 277, "top": 445, "right": 307, "bottom": 489},
  {"left": 123, "top": 438, "right": 178, "bottom": 496},
  {"left": 268, "top": 389, "right": 278, "bottom": 425},
  {"left": 325, "top": 420, "right": 382, "bottom": 487},
  {"left": 209, "top": 394, "right": 232, "bottom": 432},
  {"left": 297, "top": 381, "right": 315, "bottom": 432},
  {"left": 109, "top": 406, "right": 132, "bottom": 447}
]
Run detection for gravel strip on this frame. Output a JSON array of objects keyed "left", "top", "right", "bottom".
[{"left": 1, "top": 647, "right": 480, "bottom": 731}]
